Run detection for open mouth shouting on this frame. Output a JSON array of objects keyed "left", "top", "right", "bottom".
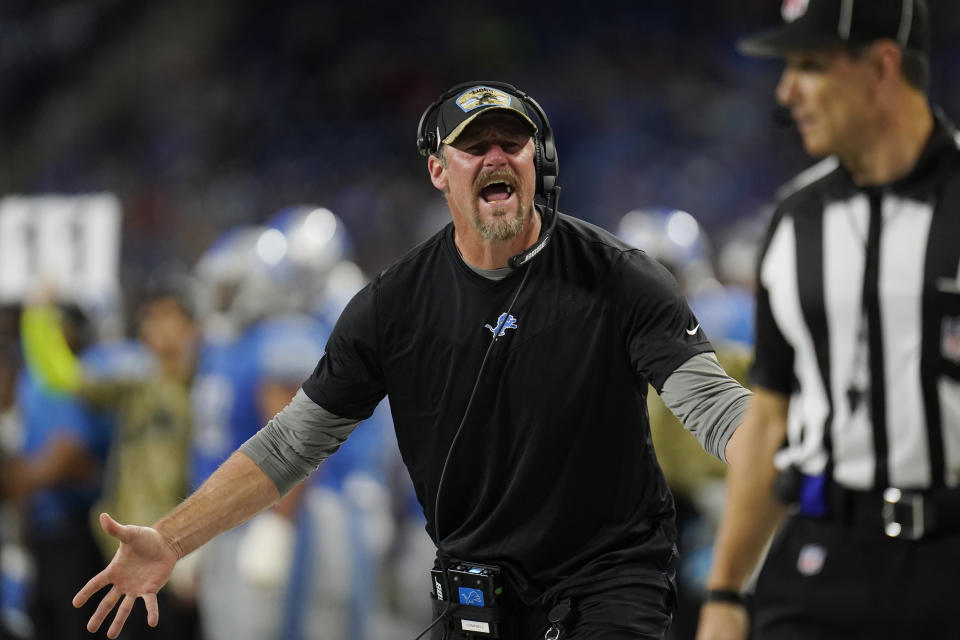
[
  {"left": 471, "top": 169, "right": 528, "bottom": 241},
  {"left": 480, "top": 180, "right": 514, "bottom": 203},
  {"left": 476, "top": 170, "right": 520, "bottom": 209}
]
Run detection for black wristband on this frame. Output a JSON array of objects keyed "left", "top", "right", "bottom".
[{"left": 705, "top": 588, "right": 747, "bottom": 607}]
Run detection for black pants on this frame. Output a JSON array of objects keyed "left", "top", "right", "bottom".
[
  {"left": 430, "top": 578, "right": 675, "bottom": 640},
  {"left": 752, "top": 514, "right": 960, "bottom": 640}
]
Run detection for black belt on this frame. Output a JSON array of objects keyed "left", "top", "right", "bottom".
[{"left": 823, "top": 482, "right": 960, "bottom": 541}]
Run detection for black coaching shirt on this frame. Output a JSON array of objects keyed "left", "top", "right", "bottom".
[
  {"left": 303, "top": 212, "right": 712, "bottom": 604},
  {"left": 753, "top": 113, "right": 960, "bottom": 491}
]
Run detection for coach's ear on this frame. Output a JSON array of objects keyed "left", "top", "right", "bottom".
[{"left": 427, "top": 153, "right": 448, "bottom": 193}]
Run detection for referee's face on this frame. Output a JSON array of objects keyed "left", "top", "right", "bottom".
[
  {"left": 429, "top": 112, "right": 537, "bottom": 243},
  {"left": 776, "top": 47, "right": 879, "bottom": 160}
]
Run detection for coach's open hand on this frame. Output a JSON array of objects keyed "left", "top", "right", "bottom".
[{"left": 72, "top": 512, "right": 180, "bottom": 639}]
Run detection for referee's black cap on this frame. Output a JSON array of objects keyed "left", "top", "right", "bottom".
[{"left": 737, "top": 0, "right": 929, "bottom": 58}]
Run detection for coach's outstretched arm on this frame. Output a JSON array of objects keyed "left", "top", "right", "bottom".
[
  {"left": 696, "top": 388, "right": 790, "bottom": 640},
  {"left": 72, "top": 451, "right": 281, "bottom": 639}
]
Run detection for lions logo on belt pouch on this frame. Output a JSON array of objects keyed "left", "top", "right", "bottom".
[{"left": 456, "top": 87, "right": 513, "bottom": 113}]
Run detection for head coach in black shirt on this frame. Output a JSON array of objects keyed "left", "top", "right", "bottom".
[
  {"left": 698, "top": 1, "right": 960, "bottom": 639},
  {"left": 73, "top": 82, "right": 752, "bottom": 639}
]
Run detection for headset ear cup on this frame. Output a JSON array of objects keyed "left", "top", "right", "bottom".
[{"left": 537, "top": 135, "right": 557, "bottom": 195}]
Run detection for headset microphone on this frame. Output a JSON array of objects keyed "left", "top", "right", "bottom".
[{"left": 508, "top": 185, "right": 561, "bottom": 269}]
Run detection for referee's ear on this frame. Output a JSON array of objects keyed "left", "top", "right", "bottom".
[
  {"left": 427, "top": 151, "right": 449, "bottom": 194},
  {"left": 865, "top": 39, "right": 906, "bottom": 94}
]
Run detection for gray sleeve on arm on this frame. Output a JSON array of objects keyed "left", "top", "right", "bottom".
[
  {"left": 659, "top": 352, "right": 751, "bottom": 463},
  {"left": 239, "top": 388, "right": 361, "bottom": 496}
]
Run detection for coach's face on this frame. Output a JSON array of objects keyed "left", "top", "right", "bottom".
[
  {"left": 776, "top": 46, "right": 879, "bottom": 159},
  {"left": 428, "top": 112, "right": 537, "bottom": 243}
]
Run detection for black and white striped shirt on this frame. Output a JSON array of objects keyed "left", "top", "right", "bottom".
[{"left": 752, "top": 114, "right": 960, "bottom": 491}]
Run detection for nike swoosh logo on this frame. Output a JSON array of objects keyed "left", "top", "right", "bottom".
[{"left": 686, "top": 324, "right": 700, "bottom": 335}]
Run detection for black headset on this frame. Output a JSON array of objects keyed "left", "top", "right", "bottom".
[
  {"left": 416, "top": 81, "right": 561, "bottom": 268},
  {"left": 416, "top": 80, "right": 559, "bottom": 199}
]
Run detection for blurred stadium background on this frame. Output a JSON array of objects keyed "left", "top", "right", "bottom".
[{"left": 1, "top": 0, "right": 956, "bottom": 290}]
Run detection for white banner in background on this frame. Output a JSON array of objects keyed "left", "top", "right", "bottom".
[{"left": 0, "top": 193, "right": 121, "bottom": 306}]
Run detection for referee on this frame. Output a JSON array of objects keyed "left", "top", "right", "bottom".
[{"left": 698, "top": 1, "right": 960, "bottom": 639}]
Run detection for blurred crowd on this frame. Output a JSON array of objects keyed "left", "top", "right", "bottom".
[
  {"left": 0, "top": 1, "right": 959, "bottom": 639},
  {"left": 2, "top": 1, "right": 956, "bottom": 282}
]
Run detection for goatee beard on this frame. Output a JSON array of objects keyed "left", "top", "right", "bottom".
[{"left": 473, "top": 205, "right": 528, "bottom": 242}]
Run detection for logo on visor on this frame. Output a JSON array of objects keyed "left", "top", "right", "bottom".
[
  {"left": 781, "top": 0, "right": 809, "bottom": 22},
  {"left": 456, "top": 87, "right": 513, "bottom": 113}
]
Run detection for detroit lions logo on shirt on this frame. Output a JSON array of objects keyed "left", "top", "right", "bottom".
[{"left": 485, "top": 313, "right": 518, "bottom": 337}]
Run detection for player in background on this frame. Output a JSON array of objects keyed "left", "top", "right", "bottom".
[
  {"left": 262, "top": 206, "right": 398, "bottom": 640},
  {"left": 189, "top": 209, "right": 398, "bottom": 640},
  {"left": 618, "top": 208, "right": 753, "bottom": 640}
]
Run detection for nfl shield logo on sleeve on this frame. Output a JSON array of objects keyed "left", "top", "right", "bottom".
[
  {"left": 943, "top": 317, "right": 960, "bottom": 364},
  {"left": 796, "top": 543, "right": 827, "bottom": 576}
]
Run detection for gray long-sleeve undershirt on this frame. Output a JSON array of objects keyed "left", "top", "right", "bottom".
[
  {"left": 658, "top": 351, "right": 750, "bottom": 463},
  {"left": 241, "top": 352, "right": 749, "bottom": 495},
  {"left": 239, "top": 389, "right": 362, "bottom": 495}
]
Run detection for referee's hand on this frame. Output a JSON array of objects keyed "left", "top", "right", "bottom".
[
  {"left": 72, "top": 512, "right": 179, "bottom": 639},
  {"left": 696, "top": 600, "right": 749, "bottom": 640}
]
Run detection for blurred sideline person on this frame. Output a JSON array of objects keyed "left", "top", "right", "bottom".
[
  {"left": 249, "top": 315, "right": 397, "bottom": 640},
  {"left": 697, "top": 2, "right": 960, "bottom": 639},
  {"left": 73, "top": 82, "right": 753, "bottom": 639},
  {"left": 0, "top": 331, "right": 32, "bottom": 640},
  {"left": 19, "top": 278, "right": 203, "bottom": 640},
  {"left": 262, "top": 210, "right": 401, "bottom": 640},
  {"left": 187, "top": 224, "right": 317, "bottom": 640},
  {"left": 188, "top": 214, "right": 397, "bottom": 640},
  {"left": 7, "top": 303, "right": 112, "bottom": 640},
  {"left": 618, "top": 209, "right": 753, "bottom": 640}
]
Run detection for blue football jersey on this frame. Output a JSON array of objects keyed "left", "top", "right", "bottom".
[{"left": 190, "top": 331, "right": 261, "bottom": 489}]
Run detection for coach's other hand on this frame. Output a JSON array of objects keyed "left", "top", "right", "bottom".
[{"left": 72, "top": 512, "right": 180, "bottom": 639}]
